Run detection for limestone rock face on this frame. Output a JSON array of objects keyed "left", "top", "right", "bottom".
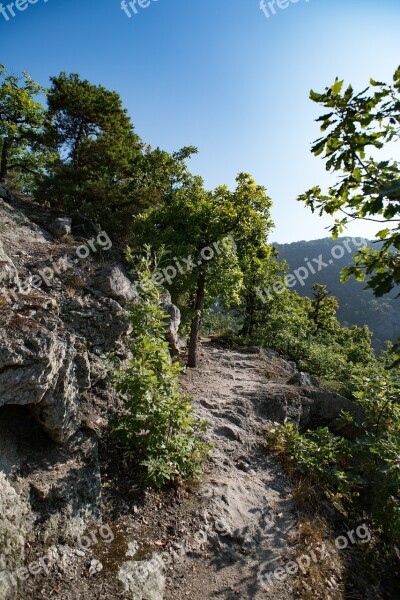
[
  {"left": 0, "top": 189, "right": 183, "bottom": 597},
  {"left": 0, "top": 309, "right": 87, "bottom": 443},
  {"left": 62, "top": 294, "right": 131, "bottom": 353}
]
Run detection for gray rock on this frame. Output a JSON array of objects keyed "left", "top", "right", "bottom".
[
  {"left": 302, "top": 388, "right": 366, "bottom": 434},
  {"left": 92, "top": 263, "right": 138, "bottom": 306},
  {"left": 74, "top": 352, "right": 91, "bottom": 391},
  {"left": 118, "top": 554, "right": 165, "bottom": 600},
  {"left": 0, "top": 474, "right": 31, "bottom": 600},
  {"left": 237, "top": 346, "right": 262, "bottom": 354},
  {"left": 62, "top": 295, "right": 130, "bottom": 353},
  {"left": 0, "top": 240, "right": 19, "bottom": 288},
  {"left": 261, "top": 348, "right": 280, "bottom": 359},
  {"left": 0, "top": 310, "right": 82, "bottom": 443},
  {"left": 263, "top": 383, "right": 365, "bottom": 436},
  {"left": 263, "top": 385, "right": 305, "bottom": 427},
  {"left": 0, "top": 198, "right": 51, "bottom": 242},
  {"left": 159, "top": 289, "right": 181, "bottom": 357},
  {"left": 288, "top": 371, "right": 315, "bottom": 388},
  {"left": 48, "top": 217, "right": 72, "bottom": 240}
]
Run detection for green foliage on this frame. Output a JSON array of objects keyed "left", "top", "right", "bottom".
[
  {"left": 36, "top": 72, "right": 143, "bottom": 233},
  {"left": 298, "top": 67, "right": 400, "bottom": 363},
  {"left": 133, "top": 172, "right": 273, "bottom": 366},
  {"left": 0, "top": 65, "right": 48, "bottom": 191},
  {"left": 266, "top": 366, "right": 400, "bottom": 544},
  {"left": 349, "top": 371, "right": 400, "bottom": 541},
  {"left": 239, "top": 279, "right": 377, "bottom": 396},
  {"left": 266, "top": 423, "right": 354, "bottom": 492},
  {"left": 110, "top": 249, "right": 211, "bottom": 488}
]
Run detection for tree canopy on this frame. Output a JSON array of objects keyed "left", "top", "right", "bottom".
[
  {"left": 298, "top": 67, "right": 400, "bottom": 298},
  {"left": 0, "top": 65, "right": 46, "bottom": 191}
]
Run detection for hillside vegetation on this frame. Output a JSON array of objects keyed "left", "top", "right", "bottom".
[{"left": 274, "top": 237, "right": 400, "bottom": 350}]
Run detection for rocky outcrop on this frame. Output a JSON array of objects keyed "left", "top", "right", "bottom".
[
  {"left": 0, "top": 193, "right": 181, "bottom": 444},
  {"left": 260, "top": 352, "right": 365, "bottom": 435},
  {"left": 301, "top": 387, "right": 365, "bottom": 433},
  {"left": 62, "top": 295, "right": 131, "bottom": 354},
  {"left": 0, "top": 189, "right": 181, "bottom": 599},
  {"left": 0, "top": 303, "right": 95, "bottom": 444}
]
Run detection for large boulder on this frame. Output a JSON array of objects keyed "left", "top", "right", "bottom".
[
  {"left": 263, "top": 384, "right": 311, "bottom": 428},
  {"left": 301, "top": 388, "right": 366, "bottom": 433},
  {"left": 263, "top": 384, "right": 365, "bottom": 435}
]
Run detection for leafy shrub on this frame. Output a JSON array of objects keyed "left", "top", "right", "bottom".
[
  {"left": 266, "top": 368, "right": 400, "bottom": 545},
  {"left": 110, "top": 248, "right": 211, "bottom": 488}
]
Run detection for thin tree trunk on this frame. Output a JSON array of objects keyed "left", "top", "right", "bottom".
[
  {"left": 187, "top": 268, "right": 207, "bottom": 368},
  {"left": 0, "top": 138, "right": 10, "bottom": 183}
]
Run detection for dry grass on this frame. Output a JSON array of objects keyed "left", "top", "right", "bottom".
[
  {"left": 62, "top": 272, "right": 88, "bottom": 297},
  {"left": 291, "top": 515, "right": 344, "bottom": 599}
]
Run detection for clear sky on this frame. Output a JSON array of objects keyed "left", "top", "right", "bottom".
[{"left": 1, "top": 0, "right": 400, "bottom": 242}]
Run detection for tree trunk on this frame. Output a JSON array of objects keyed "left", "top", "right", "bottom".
[
  {"left": 0, "top": 138, "right": 10, "bottom": 183},
  {"left": 187, "top": 269, "right": 207, "bottom": 368}
]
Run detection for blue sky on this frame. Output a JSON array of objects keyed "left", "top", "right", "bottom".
[{"left": 1, "top": 0, "right": 400, "bottom": 242}]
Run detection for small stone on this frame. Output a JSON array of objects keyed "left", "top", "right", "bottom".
[{"left": 88, "top": 558, "right": 103, "bottom": 576}]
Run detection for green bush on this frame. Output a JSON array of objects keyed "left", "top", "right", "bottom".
[
  {"left": 110, "top": 248, "right": 211, "bottom": 488},
  {"left": 266, "top": 368, "right": 400, "bottom": 545}
]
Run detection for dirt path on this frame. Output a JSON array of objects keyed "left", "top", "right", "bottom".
[{"left": 165, "top": 342, "right": 298, "bottom": 600}]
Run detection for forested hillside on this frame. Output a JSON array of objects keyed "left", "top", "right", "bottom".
[{"left": 274, "top": 237, "right": 400, "bottom": 350}]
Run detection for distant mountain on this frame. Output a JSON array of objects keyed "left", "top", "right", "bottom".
[{"left": 274, "top": 237, "right": 400, "bottom": 351}]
